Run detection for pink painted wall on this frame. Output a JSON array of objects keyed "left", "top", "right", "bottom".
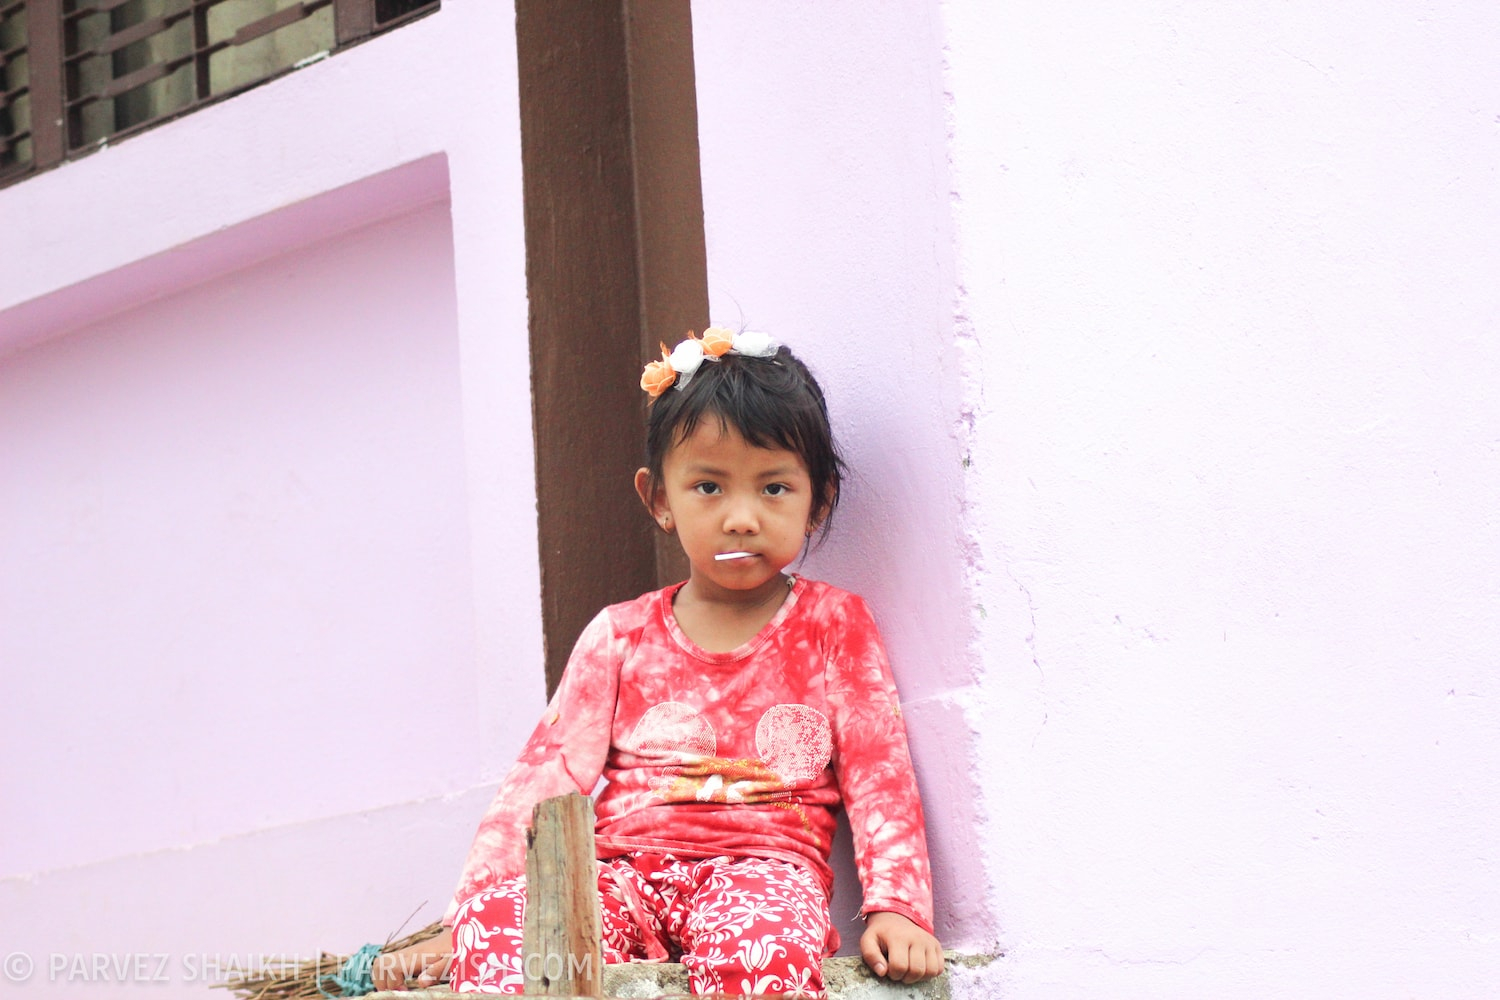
[
  {"left": 689, "top": 1, "right": 986, "bottom": 955},
  {"left": 0, "top": 201, "right": 498, "bottom": 995},
  {"left": 693, "top": 0, "right": 1500, "bottom": 996},
  {"left": 1, "top": 6, "right": 541, "bottom": 996},
  {"left": 2, "top": 200, "right": 473, "bottom": 875},
  {"left": 953, "top": 3, "right": 1500, "bottom": 996},
  {"left": 5, "top": 1, "right": 1496, "bottom": 996}
]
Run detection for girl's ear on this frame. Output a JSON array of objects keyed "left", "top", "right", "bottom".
[
  {"left": 633, "top": 468, "right": 657, "bottom": 512},
  {"left": 809, "top": 485, "right": 838, "bottom": 534},
  {"left": 634, "top": 468, "right": 668, "bottom": 525}
]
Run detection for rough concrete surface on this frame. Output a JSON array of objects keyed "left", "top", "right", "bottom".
[{"left": 364, "top": 952, "right": 999, "bottom": 998}]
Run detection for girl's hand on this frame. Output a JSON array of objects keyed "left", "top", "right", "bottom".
[
  {"left": 859, "top": 911, "right": 944, "bottom": 984},
  {"left": 369, "top": 930, "right": 453, "bottom": 992}
]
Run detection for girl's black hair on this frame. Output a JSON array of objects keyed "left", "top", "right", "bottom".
[{"left": 644, "top": 346, "right": 845, "bottom": 537}]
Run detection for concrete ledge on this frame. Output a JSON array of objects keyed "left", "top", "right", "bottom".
[{"left": 366, "top": 952, "right": 1000, "bottom": 998}]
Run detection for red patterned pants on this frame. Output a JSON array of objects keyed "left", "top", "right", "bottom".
[{"left": 450, "top": 854, "right": 832, "bottom": 996}]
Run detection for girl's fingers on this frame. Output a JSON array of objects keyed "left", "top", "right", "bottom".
[
  {"left": 905, "top": 943, "right": 943, "bottom": 983},
  {"left": 370, "top": 955, "right": 398, "bottom": 991},
  {"left": 892, "top": 938, "right": 944, "bottom": 983},
  {"left": 892, "top": 943, "right": 916, "bottom": 983},
  {"left": 885, "top": 939, "right": 912, "bottom": 981},
  {"left": 417, "top": 953, "right": 451, "bottom": 986},
  {"left": 902, "top": 945, "right": 928, "bottom": 984}
]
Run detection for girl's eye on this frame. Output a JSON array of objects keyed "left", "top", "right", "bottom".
[
  {"left": 764, "top": 483, "right": 789, "bottom": 497},
  {"left": 693, "top": 482, "right": 721, "bottom": 496}
]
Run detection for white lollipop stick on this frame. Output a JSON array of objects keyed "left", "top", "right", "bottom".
[{"left": 715, "top": 551, "right": 754, "bottom": 561}]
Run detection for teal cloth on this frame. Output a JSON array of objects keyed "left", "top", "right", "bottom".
[{"left": 318, "top": 942, "right": 383, "bottom": 997}]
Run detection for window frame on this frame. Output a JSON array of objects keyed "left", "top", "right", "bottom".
[{"left": 0, "top": 0, "right": 436, "bottom": 190}]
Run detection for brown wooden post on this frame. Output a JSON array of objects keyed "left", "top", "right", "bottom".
[
  {"left": 522, "top": 793, "right": 603, "bottom": 996},
  {"left": 516, "top": 0, "right": 709, "bottom": 695},
  {"left": 622, "top": 0, "right": 709, "bottom": 589}
]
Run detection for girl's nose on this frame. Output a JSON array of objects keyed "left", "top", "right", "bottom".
[{"left": 722, "top": 499, "right": 759, "bottom": 533}]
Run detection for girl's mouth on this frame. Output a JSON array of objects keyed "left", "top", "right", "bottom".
[{"left": 714, "top": 551, "right": 756, "bottom": 561}]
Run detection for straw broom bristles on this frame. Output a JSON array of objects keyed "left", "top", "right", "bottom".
[{"left": 212, "top": 921, "right": 447, "bottom": 1000}]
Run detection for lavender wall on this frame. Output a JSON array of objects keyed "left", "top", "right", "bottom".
[
  {"left": 691, "top": 2, "right": 988, "bottom": 953},
  {"left": 2, "top": 202, "right": 474, "bottom": 874},
  {"left": 4, "top": 1, "right": 1496, "bottom": 996},
  {"left": 954, "top": 3, "right": 1500, "bottom": 996},
  {"left": 1, "top": 6, "right": 541, "bottom": 996},
  {"left": 0, "top": 201, "right": 493, "bottom": 995},
  {"left": 693, "top": 1, "right": 1500, "bottom": 996}
]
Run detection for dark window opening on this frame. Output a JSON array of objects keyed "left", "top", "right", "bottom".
[
  {"left": 0, "top": 0, "right": 439, "bottom": 190},
  {"left": 374, "top": 0, "right": 424, "bottom": 24},
  {"left": 0, "top": 0, "right": 31, "bottom": 178}
]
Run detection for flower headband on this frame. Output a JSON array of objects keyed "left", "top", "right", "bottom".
[{"left": 640, "top": 327, "right": 780, "bottom": 397}]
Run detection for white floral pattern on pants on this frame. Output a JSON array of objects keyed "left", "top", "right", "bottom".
[{"left": 451, "top": 853, "right": 830, "bottom": 997}]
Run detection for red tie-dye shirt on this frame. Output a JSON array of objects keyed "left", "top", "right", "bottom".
[{"left": 448, "top": 577, "right": 935, "bottom": 934}]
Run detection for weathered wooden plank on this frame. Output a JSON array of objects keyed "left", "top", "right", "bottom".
[{"left": 522, "top": 793, "right": 604, "bottom": 996}]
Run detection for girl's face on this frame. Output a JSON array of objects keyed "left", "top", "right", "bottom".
[{"left": 638, "top": 420, "right": 817, "bottom": 603}]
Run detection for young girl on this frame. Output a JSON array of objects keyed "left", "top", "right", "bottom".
[{"left": 374, "top": 330, "right": 942, "bottom": 996}]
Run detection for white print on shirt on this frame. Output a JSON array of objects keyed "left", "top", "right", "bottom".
[
  {"left": 627, "top": 701, "right": 717, "bottom": 760},
  {"left": 629, "top": 702, "right": 833, "bottom": 804},
  {"left": 756, "top": 703, "right": 835, "bottom": 785}
]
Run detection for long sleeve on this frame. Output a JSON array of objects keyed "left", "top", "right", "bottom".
[
  {"left": 445, "top": 609, "right": 624, "bottom": 922},
  {"left": 826, "top": 596, "right": 936, "bottom": 933}
]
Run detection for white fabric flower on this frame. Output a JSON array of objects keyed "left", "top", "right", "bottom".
[
  {"left": 668, "top": 338, "right": 705, "bottom": 375},
  {"left": 732, "top": 331, "right": 778, "bottom": 357}
]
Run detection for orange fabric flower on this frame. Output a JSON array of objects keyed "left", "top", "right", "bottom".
[
  {"left": 641, "top": 359, "right": 676, "bottom": 397},
  {"left": 641, "top": 342, "right": 677, "bottom": 397},
  {"left": 700, "top": 327, "right": 734, "bottom": 357}
]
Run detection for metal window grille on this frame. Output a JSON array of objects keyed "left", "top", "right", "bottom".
[
  {"left": 0, "top": 0, "right": 436, "bottom": 189},
  {"left": 0, "top": 0, "right": 38, "bottom": 180}
]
